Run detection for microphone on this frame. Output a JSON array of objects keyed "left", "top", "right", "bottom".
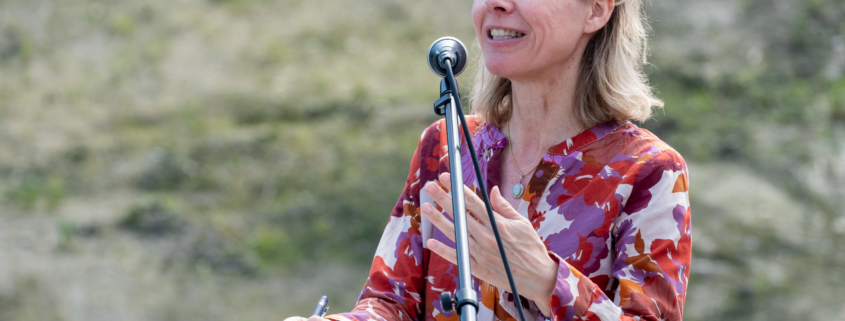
[{"left": 427, "top": 37, "right": 468, "bottom": 78}]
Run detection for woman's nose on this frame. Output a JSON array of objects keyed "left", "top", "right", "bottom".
[{"left": 484, "top": 0, "right": 515, "bottom": 14}]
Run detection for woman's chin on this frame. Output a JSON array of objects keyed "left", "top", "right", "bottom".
[
  {"left": 484, "top": 59, "right": 528, "bottom": 80},
  {"left": 486, "top": 64, "right": 525, "bottom": 79}
]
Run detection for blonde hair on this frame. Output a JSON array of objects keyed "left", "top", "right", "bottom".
[{"left": 469, "top": 0, "right": 663, "bottom": 129}]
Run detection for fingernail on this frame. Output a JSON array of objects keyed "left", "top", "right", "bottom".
[{"left": 425, "top": 183, "right": 436, "bottom": 192}]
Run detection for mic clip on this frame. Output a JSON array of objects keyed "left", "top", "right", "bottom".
[{"left": 433, "top": 79, "right": 454, "bottom": 116}]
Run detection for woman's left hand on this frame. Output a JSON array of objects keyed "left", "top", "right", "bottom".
[{"left": 421, "top": 173, "right": 559, "bottom": 316}]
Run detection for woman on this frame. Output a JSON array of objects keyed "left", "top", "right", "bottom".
[{"left": 287, "top": 0, "right": 690, "bottom": 320}]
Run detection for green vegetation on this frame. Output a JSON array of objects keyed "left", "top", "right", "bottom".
[{"left": 0, "top": 0, "right": 841, "bottom": 320}]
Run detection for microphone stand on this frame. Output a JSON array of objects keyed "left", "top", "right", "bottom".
[
  {"left": 432, "top": 58, "right": 527, "bottom": 321},
  {"left": 433, "top": 62, "right": 478, "bottom": 321}
]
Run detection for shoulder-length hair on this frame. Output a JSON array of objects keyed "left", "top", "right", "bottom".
[{"left": 469, "top": 0, "right": 663, "bottom": 129}]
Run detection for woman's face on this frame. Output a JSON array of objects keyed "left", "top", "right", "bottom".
[{"left": 472, "top": 0, "right": 595, "bottom": 81}]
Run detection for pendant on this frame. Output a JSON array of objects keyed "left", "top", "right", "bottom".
[{"left": 512, "top": 183, "right": 524, "bottom": 198}]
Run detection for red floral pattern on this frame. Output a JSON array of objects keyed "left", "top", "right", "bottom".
[{"left": 326, "top": 118, "right": 691, "bottom": 321}]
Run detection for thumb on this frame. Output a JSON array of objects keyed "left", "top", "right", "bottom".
[{"left": 491, "top": 186, "right": 522, "bottom": 219}]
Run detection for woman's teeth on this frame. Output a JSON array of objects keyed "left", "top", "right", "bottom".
[{"left": 490, "top": 29, "right": 525, "bottom": 40}]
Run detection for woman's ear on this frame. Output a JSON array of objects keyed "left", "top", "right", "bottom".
[{"left": 584, "top": 0, "right": 615, "bottom": 34}]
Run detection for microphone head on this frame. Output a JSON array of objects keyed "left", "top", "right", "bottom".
[{"left": 427, "top": 37, "right": 468, "bottom": 78}]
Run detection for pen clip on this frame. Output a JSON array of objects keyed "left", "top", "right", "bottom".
[{"left": 320, "top": 304, "right": 329, "bottom": 318}]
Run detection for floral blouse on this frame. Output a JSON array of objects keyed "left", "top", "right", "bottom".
[{"left": 326, "top": 117, "right": 691, "bottom": 321}]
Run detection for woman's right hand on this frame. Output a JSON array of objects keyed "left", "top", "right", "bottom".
[{"left": 284, "top": 316, "right": 330, "bottom": 321}]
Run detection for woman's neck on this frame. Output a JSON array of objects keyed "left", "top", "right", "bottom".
[{"left": 507, "top": 61, "right": 584, "bottom": 154}]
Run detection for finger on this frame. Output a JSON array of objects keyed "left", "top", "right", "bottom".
[
  {"left": 437, "top": 174, "right": 496, "bottom": 240},
  {"left": 424, "top": 181, "right": 454, "bottom": 219},
  {"left": 307, "top": 317, "right": 327, "bottom": 321},
  {"left": 469, "top": 253, "right": 481, "bottom": 273},
  {"left": 466, "top": 229, "right": 488, "bottom": 262},
  {"left": 284, "top": 317, "right": 307, "bottom": 321},
  {"left": 427, "top": 239, "right": 457, "bottom": 265},
  {"left": 438, "top": 173, "right": 452, "bottom": 192},
  {"left": 421, "top": 197, "right": 488, "bottom": 248},
  {"left": 421, "top": 203, "right": 455, "bottom": 242},
  {"left": 463, "top": 210, "right": 494, "bottom": 251},
  {"left": 439, "top": 173, "right": 491, "bottom": 226},
  {"left": 491, "top": 186, "right": 523, "bottom": 220},
  {"left": 430, "top": 237, "right": 488, "bottom": 283},
  {"left": 461, "top": 184, "right": 491, "bottom": 227}
]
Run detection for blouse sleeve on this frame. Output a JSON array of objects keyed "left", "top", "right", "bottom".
[
  {"left": 325, "top": 122, "right": 442, "bottom": 321},
  {"left": 545, "top": 150, "right": 692, "bottom": 321}
]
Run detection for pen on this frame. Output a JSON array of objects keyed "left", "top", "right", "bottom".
[{"left": 312, "top": 295, "right": 329, "bottom": 318}]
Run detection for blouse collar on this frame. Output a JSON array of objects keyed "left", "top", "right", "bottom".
[{"left": 473, "top": 119, "right": 628, "bottom": 157}]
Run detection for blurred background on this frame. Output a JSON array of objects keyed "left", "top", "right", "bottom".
[{"left": 0, "top": 0, "right": 843, "bottom": 320}]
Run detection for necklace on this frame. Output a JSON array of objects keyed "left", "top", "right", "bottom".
[
  {"left": 507, "top": 121, "right": 585, "bottom": 199},
  {"left": 507, "top": 121, "right": 543, "bottom": 199}
]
